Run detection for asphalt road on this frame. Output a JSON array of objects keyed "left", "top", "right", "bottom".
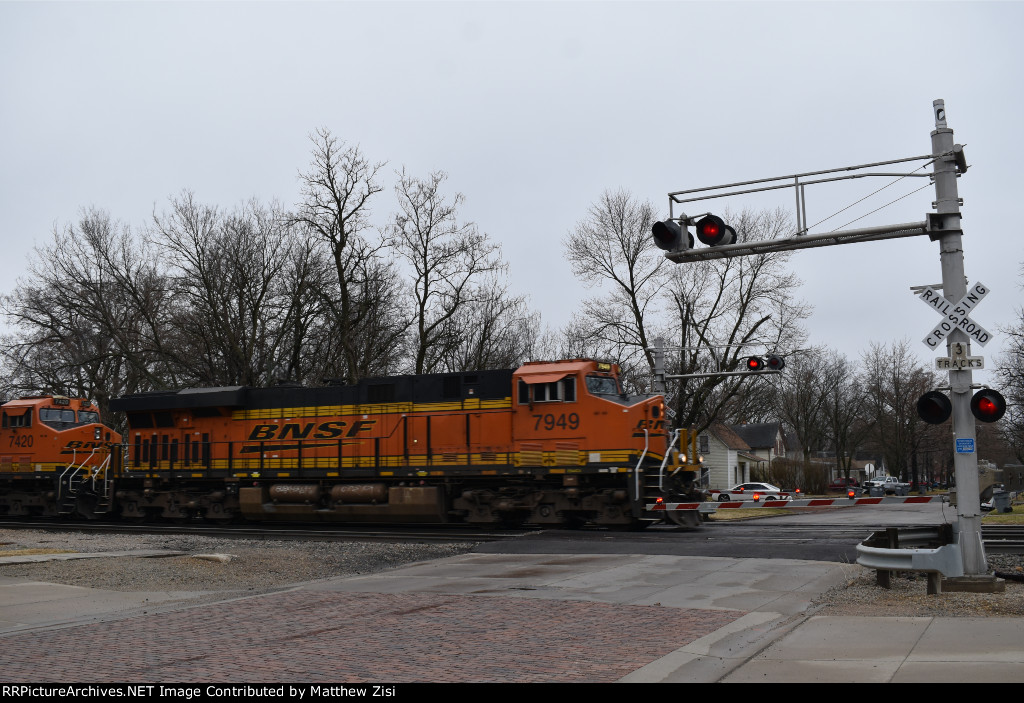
[{"left": 478, "top": 500, "right": 956, "bottom": 562}]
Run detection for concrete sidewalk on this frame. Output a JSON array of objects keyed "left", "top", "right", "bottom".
[{"left": 1, "top": 549, "right": 1022, "bottom": 682}]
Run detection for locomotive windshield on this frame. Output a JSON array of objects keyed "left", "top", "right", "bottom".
[
  {"left": 79, "top": 410, "right": 100, "bottom": 424},
  {"left": 585, "top": 375, "right": 621, "bottom": 396},
  {"left": 39, "top": 408, "right": 77, "bottom": 428}
]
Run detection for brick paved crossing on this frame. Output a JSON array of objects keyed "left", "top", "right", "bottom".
[{"left": 0, "top": 591, "right": 745, "bottom": 683}]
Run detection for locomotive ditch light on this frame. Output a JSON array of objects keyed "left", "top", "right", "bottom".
[
  {"left": 971, "top": 388, "right": 1006, "bottom": 423},
  {"left": 917, "top": 390, "right": 952, "bottom": 424},
  {"left": 652, "top": 219, "right": 694, "bottom": 252},
  {"left": 695, "top": 214, "right": 737, "bottom": 246}
]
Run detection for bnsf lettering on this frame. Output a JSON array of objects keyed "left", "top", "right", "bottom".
[
  {"left": 63, "top": 441, "right": 107, "bottom": 449},
  {"left": 247, "top": 420, "right": 375, "bottom": 442}
]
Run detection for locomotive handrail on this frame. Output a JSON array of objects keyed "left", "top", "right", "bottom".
[
  {"left": 91, "top": 453, "right": 112, "bottom": 496},
  {"left": 57, "top": 446, "right": 98, "bottom": 502},
  {"left": 634, "top": 428, "right": 649, "bottom": 500},
  {"left": 657, "top": 427, "right": 682, "bottom": 492}
]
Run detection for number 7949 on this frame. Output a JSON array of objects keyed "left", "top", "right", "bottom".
[{"left": 532, "top": 413, "right": 580, "bottom": 431}]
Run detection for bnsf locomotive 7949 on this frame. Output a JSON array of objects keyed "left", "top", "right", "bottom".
[{"left": 0, "top": 359, "right": 707, "bottom": 528}]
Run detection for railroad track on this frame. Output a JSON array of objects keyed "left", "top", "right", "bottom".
[
  {"left": 980, "top": 525, "right": 1024, "bottom": 554},
  {"left": 1, "top": 520, "right": 1021, "bottom": 554},
  {"left": 0, "top": 519, "right": 531, "bottom": 544}
]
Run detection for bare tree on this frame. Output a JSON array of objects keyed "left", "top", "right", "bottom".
[
  {"left": 563, "top": 189, "right": 664, "bottom": 384},
  {"left": 390, "top": 170, "right": 504, "bottom": 374},
  {"left": 860, "top": 339, "right": 940, "bottom": 482},
  {"left": 1, "top": 208, "right": 176, "bottom": 412},
  {"left": 995, "top": 263, "right": 1024, "bottom": 462},
  {"left": 434, "top": 277, "right": 540, "bottom": 372},
  {"left": 293, "top": 128, "right": 400, "bottom": 382},
  {"left": 773, "top": 346, "right": 840, "bottom": 469},
  {"left": 824, "top": 351, "right": 874, "bottom": 479},
  {"left": 151, "top": 193, "right": 306, "bottom": 386}
]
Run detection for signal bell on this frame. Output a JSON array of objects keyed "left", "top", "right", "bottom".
[{"left": 695, "top": 215, "right": 737, "bottom": 246}]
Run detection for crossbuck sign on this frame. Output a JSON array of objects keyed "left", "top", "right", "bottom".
[{"left": 918, "top": 281, "right": 992, "bottom": 351}]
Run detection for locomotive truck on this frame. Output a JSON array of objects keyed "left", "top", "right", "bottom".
[{"left": 0, "top": 359, "right": 708, "bottom": 528}]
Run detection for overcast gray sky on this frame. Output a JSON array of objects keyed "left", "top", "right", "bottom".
[{"left": 1, "top": 1, "right": 1020, "bottom": 386}]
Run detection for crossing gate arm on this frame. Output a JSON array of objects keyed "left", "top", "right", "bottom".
[
  {"left": 647, "top": 501, "right": 717, "bottom": 515},
  {"left": 647, "top": 495, "right": 944, "bottom": 512}
]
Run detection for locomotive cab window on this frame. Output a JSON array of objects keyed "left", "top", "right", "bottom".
[
  {"left": 78, "top": 410, "right": 100, "bottom": 425},
  {"left": 3, "top": 409, "right": 32, "bottom": 428},
  {"left": 519, "top": 376, "right": 576, "bottom": 403}
]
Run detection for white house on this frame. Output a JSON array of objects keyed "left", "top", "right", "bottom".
[
  {"left": 730, "top": 423, "right": 787, "bottom": 473},
  {"left": 699, "top": 423, "right": 763, "bottom": 489}
]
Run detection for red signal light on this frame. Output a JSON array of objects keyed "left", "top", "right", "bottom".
[
  {"left": 695, "top": 215, "right": 737, "bottom": 246},
  {"left": 746, "top": 356, "right": 765, "bottom": 371},
  {"left": 970, "top": 389, "right": 1006, "bottom": 423}
]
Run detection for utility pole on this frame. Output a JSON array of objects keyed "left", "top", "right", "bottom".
[{"left": 930, "top": 99, "right": 986, "bottom": 576}]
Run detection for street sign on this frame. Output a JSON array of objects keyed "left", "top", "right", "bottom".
[
  {"left": 919, "top": 281, "right": 993, "bottom": 350},
  {"left": 955, "top": 438, "right": 975, "bottom": 454}
]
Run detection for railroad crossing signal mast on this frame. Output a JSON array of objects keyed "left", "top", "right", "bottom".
[{"left": 655, "top": 100, "right": 991, "bottom": 578}]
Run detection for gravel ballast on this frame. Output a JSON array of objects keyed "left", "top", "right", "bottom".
[{"left": 0, "top": 529, "right": 478, "bottom": 596}]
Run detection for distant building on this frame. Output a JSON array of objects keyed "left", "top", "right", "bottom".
[
  {"left": 730, "top": 422, "right": 787, "bottom": 472},
  {"left": 699, "top": 423, "right": 763, "bottom": 488}
]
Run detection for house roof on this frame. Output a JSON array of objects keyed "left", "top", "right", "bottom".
[
  {"left": 709, "top": 422, "right": 751, "bottom": 451},
  {"left": 730, "top": 423, "right": 785, "bottom": 451}
]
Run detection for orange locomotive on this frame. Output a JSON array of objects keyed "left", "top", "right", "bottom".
[
  {"left": 0, "top": 395, "right": 121, "bottom": 518},
  {"left": 109, "top": 359, "right": 705, "bottom": 527}
]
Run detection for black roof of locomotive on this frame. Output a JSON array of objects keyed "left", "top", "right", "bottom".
[{"left": 109, "top": 368, "right": 516, "bottom": 414}]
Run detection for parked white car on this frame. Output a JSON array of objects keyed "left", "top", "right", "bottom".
[{"left": 711, "top": 482, "right": 792, "bottom": 502}]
